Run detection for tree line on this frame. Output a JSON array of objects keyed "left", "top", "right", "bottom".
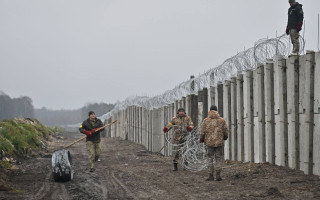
[
  {"left": 34, "top": 102, "right": 114, "bottom": 126},
  {"left": 0, "top": 92, "right": 34, "bottom": 120},
  {"left": 0, "top": 91, "right": 114, "bottom": 126}
]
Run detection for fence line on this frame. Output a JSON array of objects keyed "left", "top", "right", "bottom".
[{"left": 104, "top": 51, "right": 320, "bottom": 177}]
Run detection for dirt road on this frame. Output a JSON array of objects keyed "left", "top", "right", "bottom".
[{"left": 1, "top": 132, "right": 320, "bottom": 200}]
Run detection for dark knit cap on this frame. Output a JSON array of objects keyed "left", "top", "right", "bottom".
[
  {"left": 210, "top": 105, "right": 218, "bottom": 111},
  {"left": 88, "top": 111, "right": 95, "bottom": 116}
]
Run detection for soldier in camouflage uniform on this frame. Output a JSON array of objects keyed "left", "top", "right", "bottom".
[
  {"left": 286, "top": 0, "right": 304, "bottom": 55},
  {"left": 200, "top": 105, "right": 228, "bottom": 181},
  {"left": 79, "top": 111, "right": 104, "bottom": 172},
  {"left": 163, "top": 108, "right": 194, "bottom": 171}
]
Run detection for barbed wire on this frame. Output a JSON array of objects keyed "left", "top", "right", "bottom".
[
  {"left": 117, "top": 121, "right": 208, "bottom": 172},
  {"left": 100, "top": 34, "right": 304, "bottom": 121},
  {"left": 178, "top": 126, "right": 208, "bottom": 172}
]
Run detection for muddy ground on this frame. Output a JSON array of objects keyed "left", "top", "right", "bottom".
[{"left": 1, "top": 132, "right": 320, "bottom": 200}]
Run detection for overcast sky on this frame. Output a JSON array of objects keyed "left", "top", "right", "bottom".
[{"left": 1, "top": 0, "right": 319, "bottom": 110}]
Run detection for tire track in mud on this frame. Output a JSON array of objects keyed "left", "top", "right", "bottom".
[
  {"left": 101, "top": 169, "right": 138, "bottom": 200},
  {"left": 33, "top": 171, "right": 52, "bottom": 199},
  {"left": 63, "top": 138, "right": 111, "bottom": 200},
  {"left": 65, "top": 135, "right": 137, "bottom": 200}
]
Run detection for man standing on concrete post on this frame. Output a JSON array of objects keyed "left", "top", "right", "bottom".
[
  {"left": 79, "top": 111, "right": 105, "bottom": 172},
  {"left": 200, "top": 105, "right": 228, "bottom": 181},
  {"left": 163, "top": 108, "right": 194, "bottom": 171},
  {"left": 286, "top": 0, "right": 304, "bottom": 55}
]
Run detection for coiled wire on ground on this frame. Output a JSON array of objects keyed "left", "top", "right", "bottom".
[{"left": 165, "top": 125, "right": 209, "bottom": 172}]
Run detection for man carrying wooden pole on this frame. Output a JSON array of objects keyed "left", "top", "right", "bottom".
[{"left": 79, "top": 111, "right": 105, "bottom": 172}]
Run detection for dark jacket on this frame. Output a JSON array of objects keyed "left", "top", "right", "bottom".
[
  {"left": 79, "top": 117, "right": 104, "bottom": 142},
  {"left": 287, "top": 2, "right": 304, "bottom": 29}
]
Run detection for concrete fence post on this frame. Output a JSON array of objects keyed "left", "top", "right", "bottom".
[
  {"left": 244, "top": 70, "right": 254, "bottom": 162},
  {"left": 299, "top": 51, "right": 315, "bottom": 174},
  {"left": 162, "top": 106, "right": 169, "bottom": 156},
  {"left": 223, "top": 80, "right": 231, "bottom": 160},
  {"left": 109, "top": 117, "right": 112, "bottom": 138},
  {"left": 148, "top": 109, "right": 153, "bottom": 151},
  {"left": 231, "top": 77, "right": 237, "bottom": 161},
  {"left": 237, "top": 73, "right": 244, "bottom": 161},
  {"left": 186, "top": 95, "right": 191, "bottom": 116},
  {"left": 198, "top": 90, "right": 204, "bottom": 124},
  {"left": 203, "top": 88, "right": 208, "bottom": 119},
  {"left": 130, "top": 106, "right": 134, "bottom": 141},
  {"left": 313, "top": 51, "right": 320, "bottom": 176},
  {"left": 152, "top": 108, "right": 162, "bottom": 152},
  {"left": 287, "top": 55, "right": 300, "bottom": 170},
  {"left": 139, "top": 107, "right": 143, "bottom": 144},
  {"left": 190, "top": 94, "right": 198, "bottom": 127},
  {"left": 111, "top": 116, "right": 115, "bottom": 138},
  {"left": 209, "top": 86, "right": 216, "bottom": 109},
  {"left": 258, "top": 65, "right": 266, "bottom": 163},
  {"left": 265, "top": 59, "right": 276, "bottom": 164},
  {"left": 137, "top": 107, "right": 141, "bottom": 143},
  {"left": 276, "top": 58, "right": 288, "bottom": 167},
  {"left": 132, "top": 106, "right": 136, "bottom": 142},
  {"left": 217, "top": 84, "right": 224, "bottom": 116}
]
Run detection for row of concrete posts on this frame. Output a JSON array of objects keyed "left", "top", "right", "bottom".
[{"left": 104, "top": 51, "right": 320, "bottom": 176}]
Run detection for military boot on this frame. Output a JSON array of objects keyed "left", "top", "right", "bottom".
[
  {"left": 206, "top": 173, "right": 214, "bottom": 181},
  {"left": 173, "top": 163, "right": 178, "bottom": 171},
  {"left": 216, "top": 170, "right": 222, "bottom": 181}
]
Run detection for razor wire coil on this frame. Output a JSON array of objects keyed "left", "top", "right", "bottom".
[{"left": 100, "top": 34, "right": 304, "bottom": 120}]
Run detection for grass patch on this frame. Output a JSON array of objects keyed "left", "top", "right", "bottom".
[
  {"left": 0, "top": 118, "right": 51, "bottom": 157},
  {"left": 0, "top": 135, "right": 14, "bottom": 154},
  {"left": 0, "top": 160, "right": 12, "bottom": 169}
]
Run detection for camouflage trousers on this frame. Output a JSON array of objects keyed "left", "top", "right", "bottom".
[
  {"left": 172, "top": 138, "right": 186, "bottom": 164},
  {"left": 290, "top": 29, "right": 300, "bottom": 54},
  {"left": 207, "top": 146, "right": 223, "bottom": 174},
  {"left": 86, "top": 141, "right": 101, "bottom": 169}
]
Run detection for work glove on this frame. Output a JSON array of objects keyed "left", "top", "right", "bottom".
[
  {"left": 200, "top": 138, "right": 204, "bottom": 143},
  {"left": 286, "top": 26, "right": 289, "bottom": 35},
  {"left": 91, "top": 128, "right": 99, "bottom": 134},
  {"left": 297, "top": 22, "right": 302, "bottom": 32},
  {"left": 82, "top": 130, "right": 92, "bottom": 137},
  {"left": 186, "top": 126, "right": 193, "bottom": 132},
  {"left": 163, "top": 127, "right": 168, "bottom": 133}
]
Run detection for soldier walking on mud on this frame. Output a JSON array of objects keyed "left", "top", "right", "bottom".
[
  {"left": 286, "top": 0, "right": 304, "bottom": 55},
  {"left": 163, "top": 108, "right": 194, "bottom": 171},
  {"left": 200, "top": 105, "right": 228, "bottom": 181},
  {"left": 79, "top": 111, "right": 105, "bottom": 172}
]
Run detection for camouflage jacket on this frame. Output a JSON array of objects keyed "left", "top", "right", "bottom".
[
  {"left": 166, "top": 114, "right": 194, "bottom": 141},
  {"left": 200, "top": 110, "right": 228, "bottom": 147},
  {"left": 79, "top": 117, "right": 104, "bottom": 142}
]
